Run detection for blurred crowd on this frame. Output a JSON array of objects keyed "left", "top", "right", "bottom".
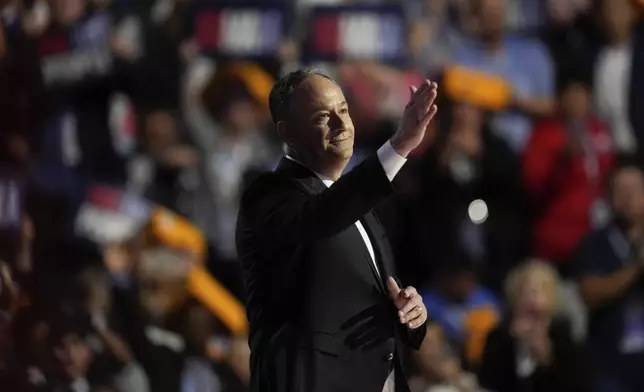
[{"left": 2, "top": 0, "right": 644, "bottom": 391}]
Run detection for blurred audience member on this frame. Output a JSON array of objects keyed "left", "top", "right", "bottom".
[
  {"left": 542, "top": 0, "right": 595, "bottom": 82},
  {"left": 127, "top": 109, "right": 198, "bottom": 211},
  {"left": 414, "top": 98, "right": 526, "bottom": 292},
  {"left": 478, "top": 260, "right": 588, "bottom": 392},
  {"left": 181, "top": 303, "right": 250, "bottom": 392},
  {"left": 409, "top": 323, "right": 480, "bottom": 392},
  {"left": 181, "top": 304, "right": 221, "bottom": 392},
  {"left": 407, "top": 0, "right": 463, "bottom": 77},
  {"left": 593, "top": 0, "right": 642, "bottom": 157},
  {"left": 452, "top": 0, "right": 555, "bottom": 153},
  {"left": 103, "top": 242, "right": 186, "bottom": 392},
  {"left": 1, "top": 0, "right": 642, "bottom": 390},
  {"left": 523, "top": 76, "right": 614, "bottom": 273},
  {"left": 49, "top": 314, "right": 97, "bottom": 391},
  {"left": 185, "top": 62, "right": 278, "bottom": 264},
  {"left": 421, "top": 254, "right": 501, "bottom": 370},
  {"left": 574, "top": 163, "right": 644, "bottom": 392},
  {"left": 78, "top": 266, "right": 151, "bottom": 392}
]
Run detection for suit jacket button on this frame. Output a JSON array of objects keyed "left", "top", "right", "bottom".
[{"left": 386, "top": 353, "right": 394, "bottom": 361}]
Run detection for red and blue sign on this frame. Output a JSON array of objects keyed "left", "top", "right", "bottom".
[
  {"left": 304, "top": 5, "right": 406, "bottom": 65},
  {"left": 74, "top": 185, "right": 151, "bottom": 244},
  {"left": 191, "top": 1, "right": 287, "bottom": 60}
]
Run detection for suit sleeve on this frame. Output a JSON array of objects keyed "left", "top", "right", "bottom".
[
  {"left": 405, "top": 320, "right": 427, "bottom": 350},
  {"left": 238, "top": 154, "right": 396, "bottom": 248}
]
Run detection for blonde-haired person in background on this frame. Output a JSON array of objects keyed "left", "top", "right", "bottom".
[{"left": 477, "top": 259, "right": 589, "bottom": 392}]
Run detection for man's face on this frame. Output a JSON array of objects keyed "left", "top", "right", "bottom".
[
  {"left": 145, "top": 111, "right": 177, "bottom": 155},
  {"left": 284, "top": 75, "right": 355, "bottom": 167},
  {"left": 54, "top": 333, "right": 92, "bottom": 380},
  {"left": 560, "top": 83, "right": 590, "bottom": 119},
  {"left": 477, "top": 0, "right": 505, "bottom": 41},
  {"left": 602, "top": 0, "right": 636, "bottom": 42},
  {"left": 52, "top": 0, "right": 86, "bottom": 26},
  {"left": 222, "top": 96, "right": 259, "bottom": 136},
  {"left": 611, "top": 167, "right": 644, "bottom": 223},
  {"left": 444, "top": 270, "right": 477, "bottom": 302}
]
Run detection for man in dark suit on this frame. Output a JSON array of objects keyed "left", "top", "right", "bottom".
[{"left": 236, "top": 68, "right": 439, "bottom": 392}]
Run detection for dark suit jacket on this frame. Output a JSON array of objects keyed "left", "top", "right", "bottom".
[{"left": 236, "top": 155, "right": 426, "bottom": 392}]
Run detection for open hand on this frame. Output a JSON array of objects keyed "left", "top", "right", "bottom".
[
  {"left": 391, "top": 80, "right": 439, "bottom": 157},
  {"left": 387, "top": 277, "right": 427, "bottom": 329}
]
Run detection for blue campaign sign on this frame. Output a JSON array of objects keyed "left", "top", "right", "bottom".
[
  {"left": 189, "top": 1, "right": 288, "bottom": 60},
  {"left": 303, "top": 4, "right": 406, "bottom": 65}
]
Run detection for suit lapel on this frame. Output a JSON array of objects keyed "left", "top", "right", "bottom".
[
  {"left": 276, "top": 157, "right": 390, "bottom": 292},
  {"left": 360, "top": 210, "right": 392, "bottom": 293}
]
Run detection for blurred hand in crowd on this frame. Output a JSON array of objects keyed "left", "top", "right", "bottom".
[
  {"left": 21, "top": 0, "right": 49, "bottom": 37},
  {"left": 145, "top": 111, "right": 199, "bottom": 168},
  {"left": 97, "top": 329, "right": 134, "bottom": 365},
  {"left": 0, "top": 261, "right": 18, "bottom": 314},
  {"left": 14, "top": 216, "right": 34, "bottom": 274},
  {"left": 110, "top": 34, "right": 138, "bottom": 60},
  {"left": 79, "top": 267, "right": 111, "bottom": 319},
  {"left": 179, "top": 39, "right": 200, "bottom": 64},
  {"left": 228, "top": 337, "right": 250, "bottom": 384},
  {"left": 162, "top": 145, "right": 199, "bottom": 168}
]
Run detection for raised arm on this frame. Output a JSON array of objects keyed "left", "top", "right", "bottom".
[{"left": 238, "top": 81, "right": 438, "bottom": 248}]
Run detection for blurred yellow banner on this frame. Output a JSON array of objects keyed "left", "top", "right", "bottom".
[
  {"left": 150, "top": 207, "right": 248, "bottom": 336},
  {"left": 444, "top": 66, "right": 512, "bottom": 111}
]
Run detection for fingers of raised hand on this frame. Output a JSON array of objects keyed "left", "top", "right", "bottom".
[
  {"left": 411, "top": 80, "right": 437, "bottom": 102},
  {"left": 407, "top": 81, "right": 438, "bottom": 121},
  {"left": 420, "top": 104, "right": 439, "bottom": 127},
  {"left": 418, "top": 83, "right": 438, "bottom": 113}
]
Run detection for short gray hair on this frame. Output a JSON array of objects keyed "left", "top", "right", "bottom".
[{"left": 268, "top": 68, "right": 336, "bottom": 124}]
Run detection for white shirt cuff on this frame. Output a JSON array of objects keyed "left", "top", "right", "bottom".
[{"left": 377, "top": 140, "right": 408, "bottom": 182}]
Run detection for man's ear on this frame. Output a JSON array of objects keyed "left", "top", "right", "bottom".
[{"left": 276, "top": 121, "right": 288, "bottom": 143}]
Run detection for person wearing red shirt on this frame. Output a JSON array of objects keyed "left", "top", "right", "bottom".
[{"left": 523, "top": 78, "right": 614, "bottom": 274}]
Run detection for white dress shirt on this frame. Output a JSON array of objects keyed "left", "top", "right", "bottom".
[{"left": 286, "top": 140, "right": 407, "bottom": 276}]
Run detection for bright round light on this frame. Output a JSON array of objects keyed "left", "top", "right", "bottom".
[{"left": 468, "top": 199, "right": 488, "bottom": 224}]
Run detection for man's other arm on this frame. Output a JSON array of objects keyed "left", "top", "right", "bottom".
[{"left": 237, "top": 141, "right": 406, "bottom": 247}]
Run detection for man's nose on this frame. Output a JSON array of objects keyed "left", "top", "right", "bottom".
[{"left": 331, "top": 112, "right": 349, "bottom": 130}]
